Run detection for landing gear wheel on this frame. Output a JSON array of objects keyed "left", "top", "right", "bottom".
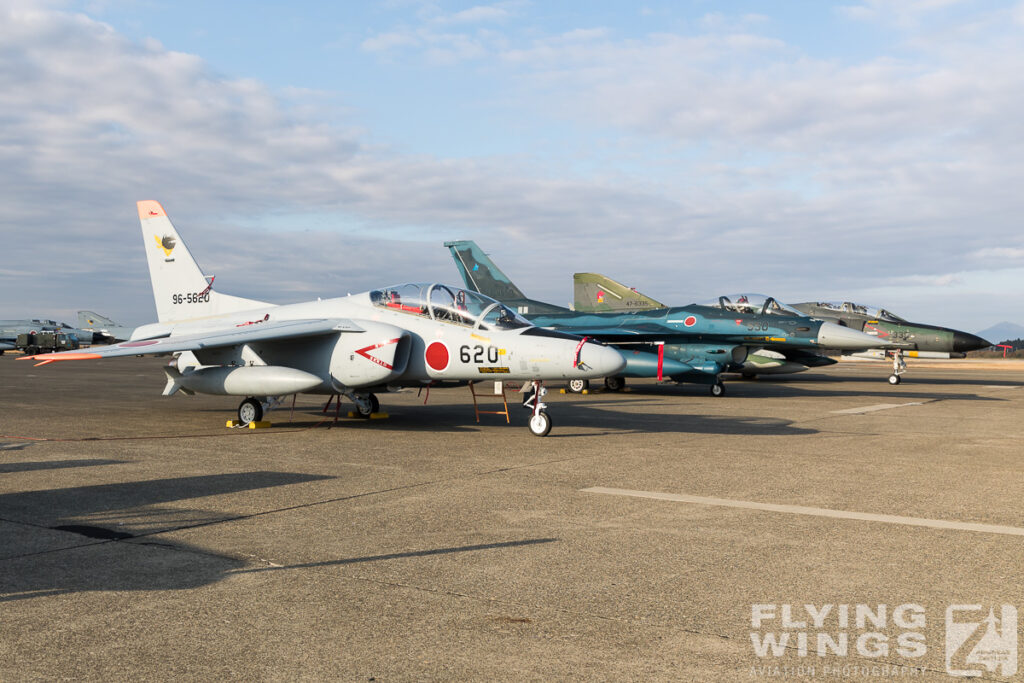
[
  {"left": 604, "top": 376, "right": 625, "bottom": 392},
  {"left": 567, "top": 379, "right": 589, "bottom": 394},
  {"left": 888, "top": 374, "right": 901, "bottom": 385},
  {"left": 354, "top": 393, "right": 379, "bottom": 418},
  {"left": 528, "top": 411, "right": 552, "bottom": 437},
  {"left": 710, "top": 382, "right": 726, "bottom": 397},
  {"left": 238, "top": 397, "right": 263, "bottom": 425}
]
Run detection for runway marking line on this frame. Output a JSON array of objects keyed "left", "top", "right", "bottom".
[
  {"left": 830, "top": 402, "right": 924, "bottom": 414},
  {"left": 582, "top": 487, "right": 1024, "bottom": 537}
]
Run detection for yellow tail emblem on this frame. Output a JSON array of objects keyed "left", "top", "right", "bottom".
[{"left": 154, "top": 234, "right": 176, "bottom": 257}]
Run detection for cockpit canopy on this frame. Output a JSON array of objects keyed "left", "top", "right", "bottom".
[
  {"left": 370, "top": 283, "right": 531, "bottom": 331},
  {"left": 703, "top": 294, "right": 805, "bottom": 317},
  {"left": 808, "top": 301, "right": 906, "bottom": 322}
]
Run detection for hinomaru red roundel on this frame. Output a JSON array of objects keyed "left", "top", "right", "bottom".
[{"left": 425, "top": 341, "right": 450, "bottom": 371}]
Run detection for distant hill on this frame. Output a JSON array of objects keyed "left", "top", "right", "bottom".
[{"left": 977, "top": 321, "right": 1024, "bottom": 344}]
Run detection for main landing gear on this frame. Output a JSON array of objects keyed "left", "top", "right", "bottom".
[
  {"left": 237, "top": 397, "right": 263, "bottom": 424},
  {"left": 710, "top": 381, "right": 726, "bottom": 397},
  {"left": 523, "top": 380, "right": 552, "bottom": 437},
  {"left": 237, "top": 395, "right": 288, "bottom": 425},
  {"left": 604, "top": 376, "right": 626, "bottom": 392},
  {"left": 352, "top": 393, "right": 380, "bottom": 418}
]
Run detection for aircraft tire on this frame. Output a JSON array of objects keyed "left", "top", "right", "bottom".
[
  {"left": 604, "top": 377, "right": 625, "bottom": 392},
  {"left": 238, "top": 397, "right": 263, "bottom": 425},
  {"left": 355, "top": 393, "right": 380, "bottom": 418},
  {"left": 710, "top": 382, "right": 726, "bottom": 397},
  {"left": 888, "top": 374, "right": 901, "bottom": 385},
  {"left": 567, "top": 379, "right": 589, "bottom": 393},
  {"left": 528, "top": 411, "right": 552, "bottom": 437}
]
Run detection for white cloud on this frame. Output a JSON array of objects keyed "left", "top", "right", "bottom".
[
  {"left": 361, "top": 30, "right": 420, "bottom": 52},
  {"left": 442, "top": 5, "right": 510, "bottom": 24}
]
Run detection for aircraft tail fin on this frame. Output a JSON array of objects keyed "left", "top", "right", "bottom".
[
  {"left": 138, "top": 201, "right": 270, "bottom": 323},
  {"left": 573, "top": 273, "right": 665, "bottom": 313},
  {"left": 444, "top": 240, "right": 529, "bottom": 302},
  {"left": 78, "top": 311, "right": 116, "bottom": 328}
]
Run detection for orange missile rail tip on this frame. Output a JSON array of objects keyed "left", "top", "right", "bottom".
[{"left": 18, "top": 353, "right": 103, "bottom": 366}]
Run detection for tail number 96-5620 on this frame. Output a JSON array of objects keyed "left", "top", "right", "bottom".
[
  {"left": 171, "top": 291, "right": 211, "bottom": 305},
  {"left": 459, "top": 344, "right": 500, "bottom": 364}
]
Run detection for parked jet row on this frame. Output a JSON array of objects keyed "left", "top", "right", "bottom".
[
  {"left": 445, "top": 241, "right": 884, "bottom": 395},
  {"left": 573, "top": 275, "right": 838, "bottom": 378},
  {"left": 20, "top": 202, "right": 624, "bottom": 436},
  {"left": 569, "top": 271, "right": 990, "bottom": 385}
]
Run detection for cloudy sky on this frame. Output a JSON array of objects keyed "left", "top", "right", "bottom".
[{"left": 2, "top": 0, "right": 1023, "bottom": 332}]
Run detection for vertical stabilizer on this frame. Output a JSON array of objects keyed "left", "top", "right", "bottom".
[
  {"left": 444, "top": 240, "right": 528, "bottom": 302},
  {"left": 78, "top": 311, "right": 116, "bottom": 328},
  {"left": 573, "top": 273, "right": 665, "bottom": 313},
  {"left": 138, "top": 201, "right": 270, "bottom": 323}
]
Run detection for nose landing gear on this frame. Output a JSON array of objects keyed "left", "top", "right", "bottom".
[{"left": 523, "top": 381, "right": 552, "bottom": 436}]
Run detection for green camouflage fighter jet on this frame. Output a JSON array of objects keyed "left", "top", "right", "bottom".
[
  {"left": 788, "top": 301, "right": 990, "bottom": 384},
  {"left": 445, "top": 241, "right": 883, "bottom": 395}
]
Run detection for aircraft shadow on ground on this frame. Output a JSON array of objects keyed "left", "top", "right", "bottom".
[
  {"left": 0, "top": 471, "right": 334, "bottom": 601},
  {"left": 0, "top": 441, "right": 34, "bottom": 453},
  {"left": 744, "top": 373, "right": 1023, "bottom": 388},
  {"left": 600, "top": 382, "right": 1006, "bottom": 403},
  {"left": 0, "top": 458, "right": 125, "bottom": 473},
  {"left": 203, "top": 397, "right": 821, "bottom": 437},
  {"left": 553, "top": 403, "right": 819, "bottom": 437}
]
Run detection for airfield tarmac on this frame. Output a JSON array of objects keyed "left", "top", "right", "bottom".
[{"left": 1, "top": 357, "right": 1023, "bottom": 681}]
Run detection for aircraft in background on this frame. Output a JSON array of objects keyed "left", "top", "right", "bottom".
[
  {"left": 21, "top": 202, "right": 624, "bottom": 437},
  {"left": 573, "top": 276, "right": 838, "bottom": 378},
  {"left": 0, "top": 318, "right": 101, "bottom": 352},
  {"left": 77, "top": 311, "right": 135, "bottom": 343},
  {"left": 789, "top": 301, "right": 991, "bottom": 384},
  {"left": 445, "top": 240, "right": 882, "bottom": 395}
]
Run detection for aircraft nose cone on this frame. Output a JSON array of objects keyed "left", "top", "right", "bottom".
[
  {"left": 953, "top": 331, "right": 990, "bottom": 353},
  {"left": 582, "top": 342, "right": 626, "bottom": 377},
  {"left": 816, "top": 321, "right": 882, "bottom": 350}
]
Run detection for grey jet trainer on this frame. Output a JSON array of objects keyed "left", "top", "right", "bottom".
[{"left": 22, "top": 202, "right": 624, "bottom": 437}]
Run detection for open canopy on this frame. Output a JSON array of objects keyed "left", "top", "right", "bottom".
[
  {"left": 807, "top": 301, "right": 906, "bottom": 322},
  {"left": 370, "top": 283, "right": 531, "bottom": 331}
]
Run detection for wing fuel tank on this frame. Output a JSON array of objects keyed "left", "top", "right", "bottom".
[{"left": 165, "top": 365, "right": 323, "bottom": 396}]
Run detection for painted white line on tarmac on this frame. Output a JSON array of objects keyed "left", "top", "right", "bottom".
[
  {"left": 830, "top": 402, "right": 923, "bottom": 414},
  {"left": 581, "top": 487, "right": 1024, "bottom": 537}
]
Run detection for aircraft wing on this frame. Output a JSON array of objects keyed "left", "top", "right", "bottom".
[
  {"left": 0, "top": 342, "right": 15, "bottom": 352},
  {"left": 19, "top": 318, "right": 363, "bottom": 365}
]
